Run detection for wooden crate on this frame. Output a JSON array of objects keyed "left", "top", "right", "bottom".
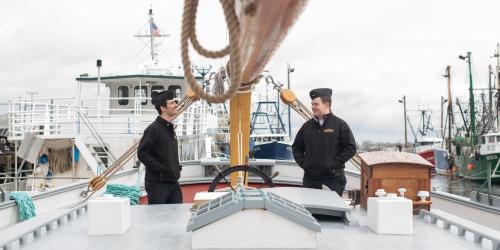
[{"left": 358, "top": 151, "right": 433, "bottom": 213}]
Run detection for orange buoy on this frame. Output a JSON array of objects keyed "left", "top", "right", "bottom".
[{"left": 467, "top": 163, "right": 474, "bottom": 171}]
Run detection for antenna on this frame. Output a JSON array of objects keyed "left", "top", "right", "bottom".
[
  {"left": 194, "top": 65, "right": 213, "bottom": 90},
  {"left": 133, "top": 8, "right": 170, "bottom": 62}
]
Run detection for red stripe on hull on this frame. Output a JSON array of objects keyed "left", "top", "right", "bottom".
[
  {"left": 139, "top": 183, "right": 299, "bottom": 205},
  {"left": 418, "top": 150, "right": 435, "bottom": 165}
]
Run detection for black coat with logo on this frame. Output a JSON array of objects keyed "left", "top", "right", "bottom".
[
  {"left": 138, "top": 116, "right": 181, "bottom": 182},
  {"left": 292, "top": 113, "right": 356, "bottom": 179}
]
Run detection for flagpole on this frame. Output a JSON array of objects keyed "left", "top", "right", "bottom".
[{"left": 149, "top": 8, "right": 155, "bottom": 61}]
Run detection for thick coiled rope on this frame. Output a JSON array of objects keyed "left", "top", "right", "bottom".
[{"left": 181, "top": 0, "right": 242, "bottom": 103}]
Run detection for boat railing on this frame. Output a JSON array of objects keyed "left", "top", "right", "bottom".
[
  {"left": 75, "top": 109, "right": 117, "bottom": 163},
  {"left": 7, "top": 97, "right": 214, "bottom": 141},
  {"left": 419, "top": 209, "right": 500, "bottom": 249}
]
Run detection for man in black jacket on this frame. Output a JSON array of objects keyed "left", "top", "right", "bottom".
[
  {"left": 292, "top": 88, "right": 356, "bottom": 196},
  {"left": 138, "top": 89, "right": 182, "bottom": 204}
]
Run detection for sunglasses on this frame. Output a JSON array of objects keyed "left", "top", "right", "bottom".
[{"left": 166, "top": 99, "right": 178, "bottom": 105}]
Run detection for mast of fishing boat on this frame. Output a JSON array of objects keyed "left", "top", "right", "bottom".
[
  {"left": 459, "top": 52, "right": 475, "bottom": 145},
  {"left": 287, "top": 63, "right": 294, "bottom": 138},
  {"left": 495, "top": 43, "right": 500, "bottom": 132},
  {"left": 489, "top": 65, "right": 493, "bottom": 131},
  {"left": 444, "top": 66, "right": 453, "bottom": 152}
]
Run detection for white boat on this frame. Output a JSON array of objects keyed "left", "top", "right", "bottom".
[
  {"left": 0, "top": 8, "right": 225, "bottom": 198},
  {"left": 1, "top": 3, "right": 500, "bottom": 250}
]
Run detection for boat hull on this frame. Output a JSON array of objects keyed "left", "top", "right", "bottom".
[
  {"left": 253, "top": 141, "right": 293, "bottom": 160},
  {"left": 454, "top": 154, "right": 500, "bottom": 182},
  {"left": 417, "top": 149, "right": 449, "bottom": 175}
]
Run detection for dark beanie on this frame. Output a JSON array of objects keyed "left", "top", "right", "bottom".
[
  {"left": 151, "top": 90, "right": 175, "bottom": 106},
  {"left": 309, "top": 88, "right": 332, "bottom": 100}
]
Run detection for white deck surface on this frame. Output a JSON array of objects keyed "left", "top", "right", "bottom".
[{"left": 10, "top": 203, "right": 487, "bottom": 250}]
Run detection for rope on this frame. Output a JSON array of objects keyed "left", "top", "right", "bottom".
[
  {"left": 432, "top": 170, "right": 488, "bottom": 191},
  {"left": 181, "top": 0, "right": 242, "bottom": 103},
  {"left": 188, "top": 0, "right": 232, "bottom": 58},
  {"left": 105, "top": 184, "right": 142, "bottom": 205},
  {"left": 10, "top": 192, "right": 36, "bottom": 221}
]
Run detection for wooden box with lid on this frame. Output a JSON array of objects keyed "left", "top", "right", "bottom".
[{"left": 358, "top": 151, "right": 433, "bottom": 213}]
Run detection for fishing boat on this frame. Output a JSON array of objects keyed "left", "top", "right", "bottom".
[
  {"left": 250, "top": 85, "right": 293, "bottom": 160},
  {"left": 407, "top": 108, "right": 449, "bottom": 174},
  {"left": 414, "top": 137, "right": 449, "bottom": 175},
  {"left": 452, "top": 52, "right": 500, "bottom": 182},
  {"left": 1, "top": 8, "right": 222, "bottom": 196}
]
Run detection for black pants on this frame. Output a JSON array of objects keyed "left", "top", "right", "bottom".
[
  {"left": 145, "top": 180, "right": 183, "bottom": 204},
  {"left": 303, "top": 174, "right": 346, "bottom": 197}
]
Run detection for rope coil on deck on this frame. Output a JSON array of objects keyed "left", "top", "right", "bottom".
[
  {"left": 105, "top": 184, "right": 142, "bottom": 205},
  {"left": 181, "top": 0, "right": 242, "bottom": 103},
  {"left": 10, "top": 192, "right": 36, "bottom": 221}
]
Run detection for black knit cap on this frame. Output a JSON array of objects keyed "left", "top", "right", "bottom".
[
  {"left": 151, "top": 90, "right": 175, "bottom": 106},
  {"left": 309, "top": 88, "right": 332, "bottom": 100}
]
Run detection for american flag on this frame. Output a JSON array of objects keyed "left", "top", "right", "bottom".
[{"left": 150, "top": 21, "right": 160, "bottom": 37}]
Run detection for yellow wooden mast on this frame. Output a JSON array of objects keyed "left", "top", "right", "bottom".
[
  {"left": 180, "top": 0, "right": 309, "bottom": 188},
  {"left": 229, "top": 92, "right": 252, "bottom": 185}
]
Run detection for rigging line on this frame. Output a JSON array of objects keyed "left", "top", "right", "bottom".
[
  {"left": 118, "top": 42, "right": 151, "bottom": 74},
  {"left": 471, "top": 63, "right": 484, "bottom": 89},
  {"left": 136, "top": 22, "right": 149, "bottom": 37},
  {"left": 157, "top": 47, "right": 178, "bottom": 66},
  {"left": 432, "top": 170, "right": 489, "bottom": 190},
  {"left": 438, "top": 187, "right": 476, "bottom": 191}
]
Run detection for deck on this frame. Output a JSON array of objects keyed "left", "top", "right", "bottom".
[{"left": 2, "top": 202, "right": 492, "bottom": 250}]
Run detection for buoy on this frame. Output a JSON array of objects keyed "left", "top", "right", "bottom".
[{"left": 467, "top": 163, "right": 474, "bottom": 171}]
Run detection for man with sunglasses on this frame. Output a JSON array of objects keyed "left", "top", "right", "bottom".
[{"left": 138, "top": 89, "right": 183, "bottom": 204}]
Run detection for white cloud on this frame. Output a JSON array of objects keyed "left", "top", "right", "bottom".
[{"left": 2, "top": 0, "right": 500, "bottom": 142}]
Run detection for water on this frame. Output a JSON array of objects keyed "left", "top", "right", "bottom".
[{"left": 431, "top": 174, "right": 500, "bottom": 197}]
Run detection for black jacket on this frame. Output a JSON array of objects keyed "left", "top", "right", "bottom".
[
  {"left": 292, "top": 113, "right": 356, "bottom": 179},
  {"left": 138, "top": 116, "right": 181, "bottom": 182}
]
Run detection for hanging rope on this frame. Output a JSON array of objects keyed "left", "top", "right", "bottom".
[
  {"left": 181, "top": 0, "right": 242, "bottom": 103},
  {"left": 10, "top": 192, "right": 36, "bottom": 221},
  {"left": 49, "top": 148, "right": 72, "bottom": 174},
  {"left": 105, "top": 184, "right": 142, "bottom": 205}
]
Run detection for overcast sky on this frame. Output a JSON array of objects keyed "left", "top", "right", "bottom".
[{"left": 2, "top": 0, "right": 500, "bottom": 143}]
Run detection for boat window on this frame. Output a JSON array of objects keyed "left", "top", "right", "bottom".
[
  {"left": 117, "top": 86, "right": 129, "bottom": 105},
  {"left": 417, "top": 141, "right": 433, "bottom": 146},
  {"left": 168, "top": 85, "right": 182, "bottom": 99},
  {"left": 497, "top": 136, "right": 500, "bottom": 142},
  {"left": 489, "top": 136, "right": 495, "bottom": 143},
  {"left": 151, "top": 85, "right": 164, "bottom": 94},
  {"left": 134, "top": 86, "right": 147, "bottom": 105}
]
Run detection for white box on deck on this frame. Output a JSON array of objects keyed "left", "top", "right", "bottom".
[
  {"left": 368, "top": 197, "right": 413, "bottom": 235},
  {"left": 87, "top": 196, "right": 130, "bottom": 235}
]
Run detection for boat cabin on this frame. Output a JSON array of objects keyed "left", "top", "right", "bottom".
[
  {"left": 414, "top": 137, "right": 443, "bottom": 153},
  {"left": 479, "top": 133, "right": 500, "bottom": 155},
  {"left": 75, "top": 74, "right": 201, "bottom": 112}
]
